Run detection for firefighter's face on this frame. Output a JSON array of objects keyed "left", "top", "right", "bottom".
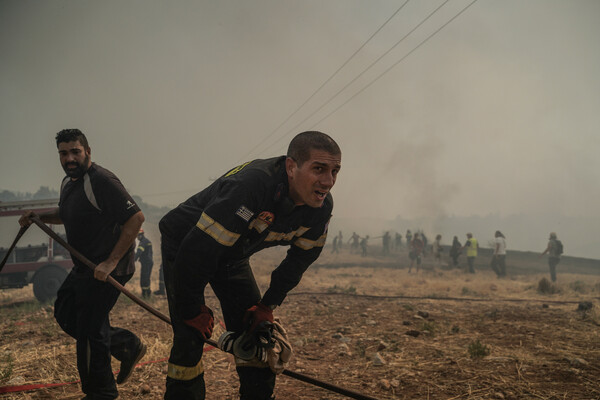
[
  {"left": 286, "top": 149, "right": 341, "bottom": 208},
  {"left": 58, "top": 140, "right": 91, "bottom": 179}
]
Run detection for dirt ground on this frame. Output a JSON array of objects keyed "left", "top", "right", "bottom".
[{"left": 1, "top": 244, "right": 600, "bottom": 400}]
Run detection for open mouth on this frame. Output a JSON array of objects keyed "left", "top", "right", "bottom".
[{"left": 315, "top": 190, "right": 327, "bottom": 200}]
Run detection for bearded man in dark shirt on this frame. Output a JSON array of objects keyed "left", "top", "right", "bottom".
[{"left": 20, "top": 129, "right": 146, "bottom": 400}]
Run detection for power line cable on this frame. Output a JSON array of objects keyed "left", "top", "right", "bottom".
[
  {"left": 306, "top": 0, "right": 479, "bottom": 136},
  {"left": 255, "top": 0, "right": 452, "bottom": 157},
  {"left": 137, "top": 1, "right": 478, "bottom": 202},
  {"left": 235, "top": 0, "right": 411, "bottom": 164},
  {"left": 263, "top": 0, "right": 478, "bottom": 156}
]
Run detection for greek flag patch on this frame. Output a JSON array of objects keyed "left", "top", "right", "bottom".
[{"left": 235, "top": 205, "right": 254, "bottom": 222}]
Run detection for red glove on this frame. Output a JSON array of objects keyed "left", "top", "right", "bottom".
[
  {"left": 244, "top": 302, "right": 274, "bottom": 333},
  {"left": 184, "top": 305, "right": 214, "bottom": 340}
]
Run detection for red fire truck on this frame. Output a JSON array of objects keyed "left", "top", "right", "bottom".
[{"left": 0, "top": 199, "right": 72, "bottom": 302}]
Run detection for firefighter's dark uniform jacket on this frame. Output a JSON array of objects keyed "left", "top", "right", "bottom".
[
  {"left": 135, "top": 235, "right": 153, "bottom": 265},
  {"left": 159, "top": 156, "right": 332, "bottom": 320}
]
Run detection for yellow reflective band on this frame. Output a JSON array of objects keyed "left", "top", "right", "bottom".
[
  {"left": 196, "top": 213, "right": 240, "bottom": 247},
  {"left": 295, "top": 226, "right": 310, "bottom": 236},
  {"left": 225, "top": 161, "right": 251, "bottom": 177},
  {"left": 137, "top": 245, "right": 145, "bottom": 251},
  {"left": 264, "top": 226, "right": 312, "bottom": 243},
  {"left": 249, "top": 218, "right": 269, "bottom": 233},
  {"left": 265, "top": 230, "right": 296, "bottom": 242},
  {"left": 167, "top": 359, "right": 204, "bottom": 381},
  {"left": 294, "top": 234, "right": 327, "bottom": 250}
]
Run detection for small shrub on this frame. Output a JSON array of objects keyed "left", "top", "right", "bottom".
[
  {"left": 326, "top": 285, "right": 357, "bottom": 294},
  {"left": 0, "top": 354, "right": 14, "bottom": 383},
  {"left": 570, "top": 281, "right": 586, "bottom": 294},
  {"left": 462, "top": 287, "right": 478, "bottom": 296},
  {"left": 468, "top": 339, "right": 490, "bottom": 359},
  {"left": 421, "top": 321, "right": 436, "bottom": 335},
  {"left": 537, "top": 278, "right": 558, "bottom": 294}
]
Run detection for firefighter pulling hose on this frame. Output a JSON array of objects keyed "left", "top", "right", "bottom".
[{"left": 27, "top": 214, "right": 381, "bottom": 400}]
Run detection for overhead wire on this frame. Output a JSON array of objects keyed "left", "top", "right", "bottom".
[
  {"left": 235, "top": 0, "right": 411, "bottom": 165},
  {"left": 259, "top": 0, "right": 479, "bottom": 157},
  {"left": 138, "top": 0, "right": 479, "bottom": 202}
]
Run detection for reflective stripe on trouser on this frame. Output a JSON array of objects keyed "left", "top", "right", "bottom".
[
  {"left": 161, "top": 240, "right": 275, "bottom": 400},
  {"left": 210, "top": 259, "right": 275, "bottom": 400},
  {"left": 162, "top": 255, "right": 208, "bottom": 400}
]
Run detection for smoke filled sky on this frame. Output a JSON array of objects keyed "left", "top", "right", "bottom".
[{"left": 1, "top": 0, "right": 599, "bottom": 222}]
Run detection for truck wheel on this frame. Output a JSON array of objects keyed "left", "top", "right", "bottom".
[{"left": 33, "top": 265, "right": 68, "bottom": 303}]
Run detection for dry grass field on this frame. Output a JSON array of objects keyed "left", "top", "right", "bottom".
[{"left": 1, "top": 239, "right": 599, "bottom": 399}]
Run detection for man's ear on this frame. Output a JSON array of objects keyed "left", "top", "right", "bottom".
[{"left": 285, "top": 157, "right": 296, "bottom": 178}]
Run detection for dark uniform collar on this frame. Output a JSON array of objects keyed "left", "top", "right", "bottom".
[{"left": 273, "top": 158, "right": 296, "bottom": 216}]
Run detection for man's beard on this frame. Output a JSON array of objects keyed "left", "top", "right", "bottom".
[{"left": 62, "top": 155, "right": 90, "bottom": 179}]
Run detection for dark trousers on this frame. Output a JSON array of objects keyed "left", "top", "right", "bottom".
[
  {"left": 140, "top": 260, "right": 154, "bottom": 291},
  {"left": 467, "top": 256, "right": 476, "bottom": 273},
  {"left": 158, "top": 263, "right": 165, "bottom": 292},
  {"left": 548, "top": 257, "right": 560, "bottom": 282},
  {"left": 451, "top": 254, "right": 460, "bottom": 267},
  {"left": 54, "top": 268, "right": 140, "bottom": 399},
  {"left": 490, "top": 255, "right": 506, "bottom": 277},
  {"left": 162, "top": 246, "right": 275, "bottom": 400}
]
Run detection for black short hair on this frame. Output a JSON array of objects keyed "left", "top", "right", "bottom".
[
  {"left": 287, "top": 131, "right": 340, "bottom": 166},
  {"left": 55, "top": 129, "right": 89, "bottom": 150}
]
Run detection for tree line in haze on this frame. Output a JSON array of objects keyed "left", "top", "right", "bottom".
[{"left": 0, "top": 187, "right": 169, "bottom": 224}]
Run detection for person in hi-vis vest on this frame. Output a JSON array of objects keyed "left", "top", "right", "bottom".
[{"left": 461, "top": 233, "right": 479, "bottom": 273}]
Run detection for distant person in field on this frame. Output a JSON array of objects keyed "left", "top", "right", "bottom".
[
  {"left": 461, "top": 232, "right": 478, "bottom": 273},
  {"left": 432, "top": 234, "right": 443, "bottom": 266},
  {"left": 405, "top": 230, "right": 412, "bottom": 248},
  {"left": 382, "top": 231, "right": 391, "bottom": 255},
  {"left": 490, "top": 230, "right": 507, "bottom": 278},
  {"left": 420, "top": 232, "right": 428, "bottom": 255},
  {"left": 337, "top": 231, "right": 343, "bottom": 250},
  {"left": 348, "top": 232, "right": 360, "bottom": 253},
  {"left": 360, "top": 235, "right": 369, "bottom": 257},
  {"left": 135, "top": 228, "right": 154, "bottom": 298},
  {"left": 541, "top": 232, "right": 563, "bottom": 282},
  {"left": 408, "top": 233, "right": 424, "bottom": 273},
  {"left": 449, "top": 236, "right": 462, "bottom": 267},
  {"left": 395, "top": 232, "right": 402, "bottom": 250},
  {"left": 331, "top": 235, "right": 340, "bottom": 253}
]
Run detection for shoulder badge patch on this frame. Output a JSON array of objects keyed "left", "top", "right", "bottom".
[
  {"left": 235, "top": 205, "right": 254, "bottom": 222},
  {"left": 257, "top": 211, "right": 275, "bottom": 225}
]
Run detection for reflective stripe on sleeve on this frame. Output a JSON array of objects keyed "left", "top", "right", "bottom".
[
  {"left": 263, "top": 226, "right": 311, "bottom": 243},
  {"left": 249, "top": 218, "right": 269, "bottom": 233},
  {"left": 167, "top": 359, "right": 204, "bottom": 380},
  {"left": 294, "top": 234, "right": 327, "bottom": 250},
  {"left": 196, "top": 212, "right": 240, "bottom": 247}
]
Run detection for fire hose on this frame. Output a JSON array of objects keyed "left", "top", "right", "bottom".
[
  {"left": 24, "top": 215, "right": 380, "bottom": 400},
  {"left": 0, "top": 225, "right": 29, "bottom": 273}
]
